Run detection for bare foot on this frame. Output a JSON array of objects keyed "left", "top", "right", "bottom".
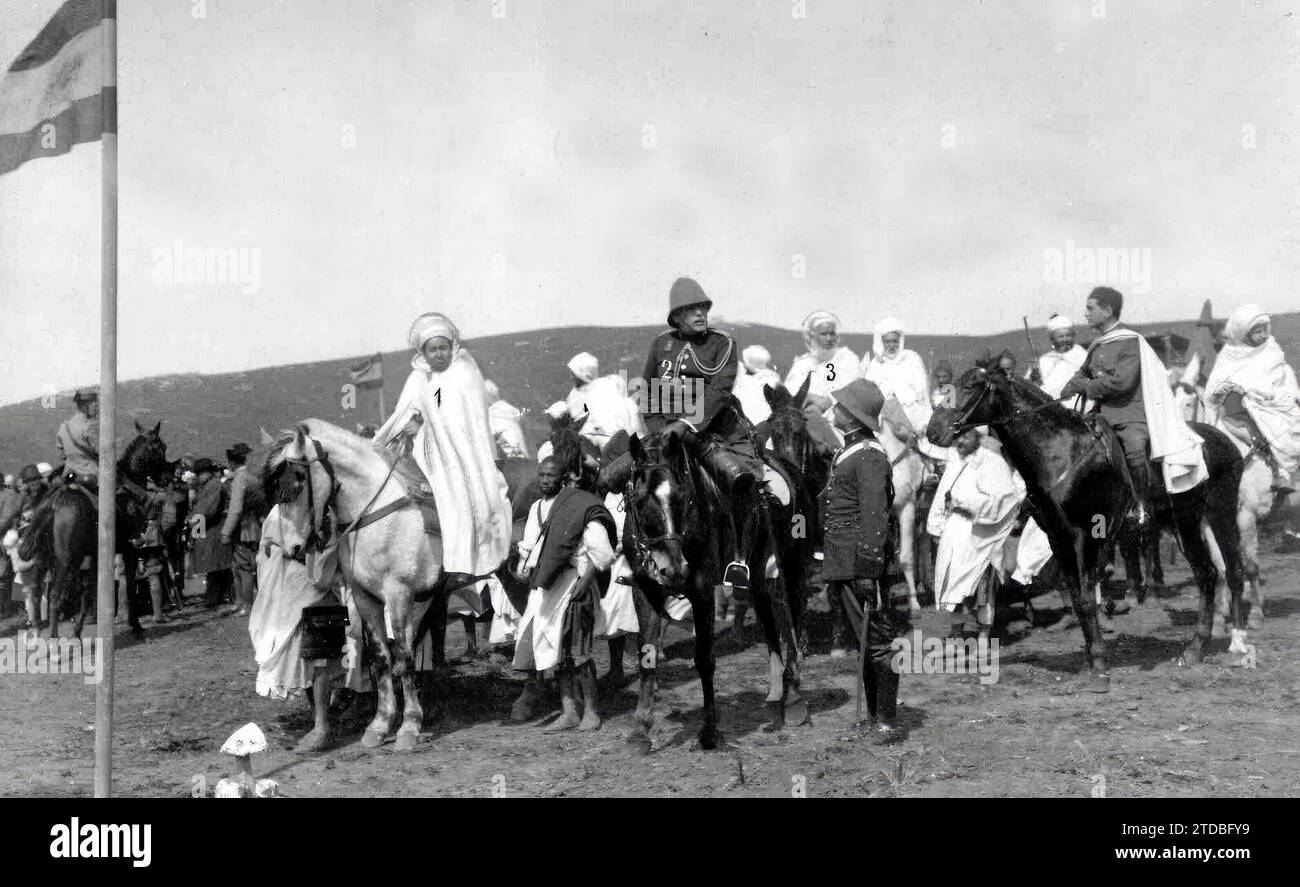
[
  {"left": 578, "top": 710, "right": 601, "bottom": 731},
  {"left": 542, "top": 712, "right": 581, "bottom": 732},
  {"left": 295, "top": 727, "right": 333, "bottom": 752}
]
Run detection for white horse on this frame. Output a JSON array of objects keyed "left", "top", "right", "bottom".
[
  {"left": 1210, "top": 452, "right": 1300, "bottom": 637},
  {"left": 269, "top": 420, "right": 442, "bottom": 750},
  {"left": 876, "top": 409, "right": 926, "bottom": 613}
]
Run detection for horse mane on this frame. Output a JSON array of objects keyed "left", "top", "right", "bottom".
[{"left": 1002, "top": 374, "right": 1091, "bottom": 433}]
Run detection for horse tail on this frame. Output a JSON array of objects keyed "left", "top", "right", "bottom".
[{"left": 16, "top": 497, "right": 55, "bottom": 562}]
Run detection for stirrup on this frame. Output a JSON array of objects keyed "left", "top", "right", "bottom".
[{"left": 722, "top": 561, "right": 750, "bottom": 593}]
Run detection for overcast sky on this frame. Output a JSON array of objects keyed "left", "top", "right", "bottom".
[{"left": 2, "top": 0, "right": 1297, "bottom": 405}]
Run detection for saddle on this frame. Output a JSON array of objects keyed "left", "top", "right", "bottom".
[{"left": 372, "top": 442, "right": 440, "bottom": 534}]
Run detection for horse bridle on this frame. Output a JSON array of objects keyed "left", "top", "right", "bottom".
[
  {"left": 621, "top": 451, "right": 698, "bottom": 573},
  {"left": 949, "top": 371, "right": 1077, "bottom": 439},
  {"left": 283, "top": 437, "right": 340, "bottom": 552}
]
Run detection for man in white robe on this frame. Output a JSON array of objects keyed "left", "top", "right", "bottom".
[
  {"left": 540, "top": 352, "right": 646, "bottom": 460},
  {"left": 1027, "top": 314, "right": 1088, "bottom": 400},
  {"left": 861, "top": 317, "right": 942, "bottom": 458},
  {"left": 785, "top": 310, "right": 861, "bottom": 413},
  {"left": 1206, "top": 304, "right": 1300, "bottom": 491},
  {"left": 484, "top": 379, "right": 531, "bottom": 459},
  {"left": 511, "top": 458, "right": 618, "bottom": 731},
  {"left": 733, "top": 344, "right": 782, "bottom": 425},
  {"left": 927, "top": 429, "right": 1026, "bottom": 630},
  {"left": 374, "top": 312, "right": 513, "bottom": 590}
]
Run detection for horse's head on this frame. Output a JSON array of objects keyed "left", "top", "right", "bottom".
[
  {"left": 763, "top": 375, "right": 814, "bottom": 471},
  {"left": 625, "top": 432, "right": 695, "bottom": 588},
  {"left": 549, "top": 413, "right": 600, "bottom": 491},
  {"left": 926, "top": 354, "right": 1015, "bottom": 448},
  {"left": 262, "top": 423, "right": 336, "bottom": 550},
  {"left": 121, "top": 420, "right": 169, "bottom": 483}
]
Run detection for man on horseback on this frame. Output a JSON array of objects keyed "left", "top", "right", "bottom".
[
  {"left": 55, "top": 389, "right": 99, "bottom": 488},
  {"left": 638, "top": 277, "right": 766, "bottom": 590},
  {"left": 1061, "top": 286, "right": 1207, "bottom": 523}
]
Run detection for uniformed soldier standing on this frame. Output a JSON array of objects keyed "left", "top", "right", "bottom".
[
  {"left": 821, "top": 379, "right": 909, "bottom": 743},
  {"left": 55, "top": 389, "right": 100, "bottom": 487},
  {"left": 638, "top": 277, "right": 764, "bottom": 590}
]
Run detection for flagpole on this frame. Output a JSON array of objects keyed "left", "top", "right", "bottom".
[{"left": 94, "top": 0, "right": 118, "bottom": 800}]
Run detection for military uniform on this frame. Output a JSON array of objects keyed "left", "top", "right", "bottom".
[
  {"left": 821, "top": 429, "right": 907, "bottom": 727},
  {"left": 821, "top": 378, "right": 909, "bottom": 737},
  {"left": 222, "top": 463, "right": 263, "bottom": 611},
  {"left": 639, "top": 277, "right": 765, "bottom": 589},
  {"left": 1061, "top": 323, "right": 1151, "bottom": 495},
  {"left": 55, "top": 410, "right": 99, "bottom": 482}
]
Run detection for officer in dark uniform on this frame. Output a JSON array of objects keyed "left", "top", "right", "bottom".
[
  {"left": 639, "top": 277, "right": 764, "bottom": 590},
  {"left": 821, "top": 379, "right": 908, "bottom": 743}
]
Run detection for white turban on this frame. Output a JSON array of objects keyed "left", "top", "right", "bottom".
[
  {"left": 741, "top": 345, "right": 773, "bottom": 374},
  {"left": 1226, "top": 303, "right": 1269, "bottom": 345},
  {"left": 567, "top": 352, "right": 600, "bottom": 384},
  {"left": 36, "top": 462, "right": 53, "bottom": 478},
  {"left": 408, "top": 312, "right": 460, "bottom": 352},
  {"left": 872, "top": 316, "right": 905, "bottom": 363},
  {"left": 1046, "top": 313, "right": 1075, "bottom": 333}
]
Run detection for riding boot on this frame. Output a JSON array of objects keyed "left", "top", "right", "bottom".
[
  {"left": 868, "top": 658, "right": 904, "bottom": 744},
  {"left": 577, "top": 660, "right": 601, "bottom": 731}
]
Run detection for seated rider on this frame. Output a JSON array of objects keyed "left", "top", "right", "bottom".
[
  {"left": 55, "top": 389, "right": 100, "bottom": 489},
  {"left": 639, "top": 277, "right": 764, "bottom": 591},
  {"left": 1061, "top": 286, "right": 1206, "bottom": 521}
]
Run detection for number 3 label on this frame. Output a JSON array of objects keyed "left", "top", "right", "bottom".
[{"left": 825, "top": 363, "right": 836, "bottom": 382}]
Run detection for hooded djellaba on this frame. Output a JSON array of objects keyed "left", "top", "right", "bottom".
[{"left": 374, "top": 312, "right": 513, "bottom": 582}]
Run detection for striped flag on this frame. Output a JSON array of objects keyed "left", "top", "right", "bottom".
[
  {"left": 0, "top": 0, "right": 113, "bottom": 176},
  {"left": 348, "top": 352, "right": 384, "bottom": 389}
]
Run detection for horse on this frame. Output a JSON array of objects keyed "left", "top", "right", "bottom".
[
  {"left": 606, "top": 413, "right": 810, "bottom": 751},
  {"left": 19, "top": 421, "right": 172, "bottom": 640},
  {"left": 266, "top": 419, "right": 470, "bottom": 750},
  {"left": 927, "top": 360, "right": 1247, "bottom": 689},
  {"left": 1210, "top": 451, "right": 1300, "bottom": 634}
]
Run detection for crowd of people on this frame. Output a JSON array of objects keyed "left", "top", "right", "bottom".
[{"left": 3, "top": 281, "right": 1297, "bottom": 748}]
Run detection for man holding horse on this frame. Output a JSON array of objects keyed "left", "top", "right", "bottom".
[
  {"left": 639, "top": 277, "right": 767, "bottom": 590},
  {"left": 1061, "top": 286, "right": 1207, "bottom": 523},
  {"left": 55, "top": 389, "right": 99, "bottom": 487}
]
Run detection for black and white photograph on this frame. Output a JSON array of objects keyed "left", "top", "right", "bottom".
[{"left": 0, "top": 0, "right": 1296, "bottom": 823}]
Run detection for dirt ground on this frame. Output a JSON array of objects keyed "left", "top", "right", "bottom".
[{"left": 3, "top": 534, "right": 1298, "bottom": 799}]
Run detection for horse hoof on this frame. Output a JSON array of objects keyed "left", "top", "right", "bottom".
[
  {"left": 394, "top": 731, "right": 418, "bottom": 751},
  {"left": 295, "top": 728, "right": 333, "bottom": 753},
  {"left": 1089, "top": 672, "right": 1110, "bottom": 693},
  {"left": 361, "top": 728, "right": 387, "bottom": 748},
  {"left": 698, "top": 727, "right": 721, "bottom": 751},
  {"left": 1228, "top": 629, "right": 1249, "bottom": 656},
  {"left": 1210, "top": 615, "right": 1226, "bottom": 638},
  {"left": 784, "top": 697, "right": 810, "bottom": 727}
]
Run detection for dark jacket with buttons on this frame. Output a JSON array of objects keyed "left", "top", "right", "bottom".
[
  {"left": 819, "top": 432, "right": 894, "bottom": 581},
  {"left": 1061, "top": 324, "right": 1147, "bottom": 427}
]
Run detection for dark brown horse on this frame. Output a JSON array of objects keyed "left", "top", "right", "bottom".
[
  {"left": 20, "top": 422, "right": 173, "bottom": 639},
  {"left": 927, "top": 360, "right": 1246, "bottom": 689},
  {"left": 607, "top": 410, "right": 812, "bottom": 751}
]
